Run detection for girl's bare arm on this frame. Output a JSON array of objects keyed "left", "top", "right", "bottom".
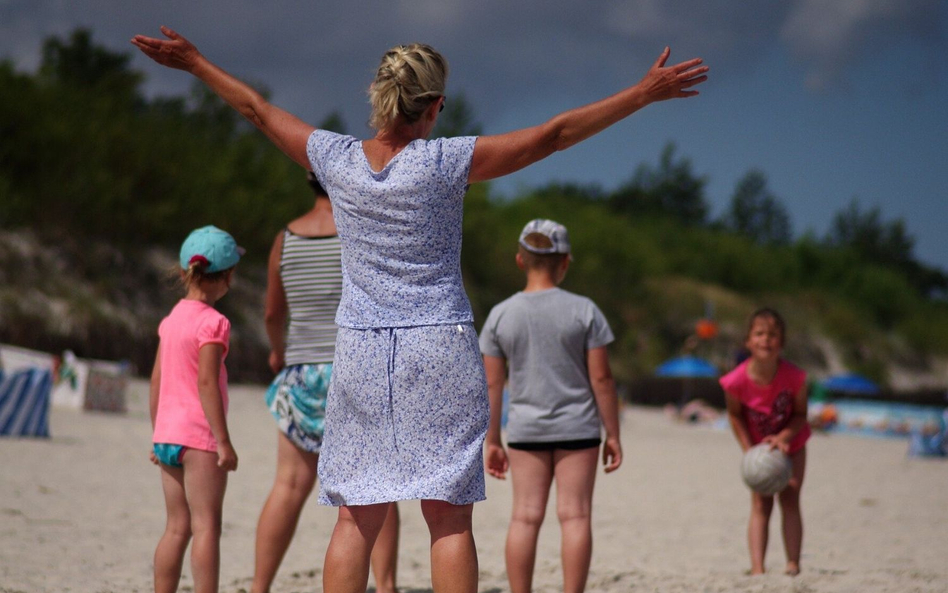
[
  {"left": 149, "top": 345, "right": 161, "bottom": 430},
  {"left": 198, "top": 343, "right": 238, "bottom": 470},
  {"left": 483, "top": 354, "right": 509, "bottom": 479},
  {"left": 587, "top": 346, "right": 622, "bottom": 472},
  {"left": 725, "top": 391, "right": 753, "bottom": 451}
]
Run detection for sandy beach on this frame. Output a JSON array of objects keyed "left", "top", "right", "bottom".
[{"left": 1, "top": 379, "right": 946, "bottom": 593}]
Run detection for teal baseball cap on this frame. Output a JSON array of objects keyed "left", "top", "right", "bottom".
[{"left": 179, "top": 226, "right": 243, "bottom": 273}]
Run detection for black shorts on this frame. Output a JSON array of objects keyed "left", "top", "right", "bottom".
[{"left": 507, "top": 438, "right": 601, "bottom": 452}]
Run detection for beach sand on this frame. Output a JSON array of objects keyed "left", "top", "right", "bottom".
[{"left": 1, "top": 379, "right": 946, "bottom": 593}]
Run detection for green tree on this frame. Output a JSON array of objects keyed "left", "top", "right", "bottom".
[
  {"left": 318, "top": 110, "right": 348, "bottom": 134},
  {"left": 609, "top": 143, "right": 708, "bottom": 225},
  {"left": 722, "top": 169, "right": 792, "bottom": 245},
  {"left": 40, "top": 28, "right": 141, "bottom": 101},
  {"left": 826, "top": 199, "right": 914, "bottom": 267},
  {"left": 432, "top": 93, "right": 482, "bottom": 138}
]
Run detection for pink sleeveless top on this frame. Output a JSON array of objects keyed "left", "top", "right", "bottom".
[{"left": 719, "top": 359, "right": 810, "bottom": 453}]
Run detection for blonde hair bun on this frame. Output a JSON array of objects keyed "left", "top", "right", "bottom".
[{"left": 369, "top": 43, "right": 448, "bottom": 131}]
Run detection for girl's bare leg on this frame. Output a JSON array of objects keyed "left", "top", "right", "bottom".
[
  {"left": 155, "top": 464, "right": 191, "bottom": 593},
  {"left": 779, "top": 447, "right": 806, "bottom": 576},
  {"left": 749, "top": 492, "right": 774, "bottom": 575},
  {"left": 506, "top": 449, "right": 554, "bottom": 593},
  {"left": 371, "top": 503, "right": 401, "bottom": 593},
  {"left": 553, "top": 447, "right": 598, "bottom": 593},
  {"left": 323, "top": 504, "right": 389, "bottom": 593},
  {"left": 182, "top": 450, "right": 229, "bottom": 593},
  {"left": 251, "top": 433, "right": 319, "bottom": 593},
  {"left": 421, "top": 500, "right": 477, "bottom": 593}
]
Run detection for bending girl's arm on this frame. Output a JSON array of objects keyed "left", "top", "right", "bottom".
[
  {"left": 264, "top": 231, "right": 289, "bottom": 374},
  {"left": 468, "top": 47, "right": 708, "bottom": 183},
  {"left": 483, "top": 355, "right": 509, "bottom": 479},
  {"left": 725, "top": 391, "right": 753, "bottom": 451},
  {"left": 131, "top": 26, "right": 314, "bottom": 167},
  {"left": 198, "top": 343, "right": 238, "bottom": 471},
  {"left": 587, "top": 346, "right": 622, "bottom": 473},
  {"left": 772, "top": 385, "right": 809, "bottom": 450}
]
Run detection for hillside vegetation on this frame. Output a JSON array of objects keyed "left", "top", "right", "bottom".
[{"left": 2, "top": 30, "right": 947, "bottom": 391}]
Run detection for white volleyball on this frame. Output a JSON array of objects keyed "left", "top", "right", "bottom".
[{"left": 741, "top": 443, "right": 792, "bottom": 495}]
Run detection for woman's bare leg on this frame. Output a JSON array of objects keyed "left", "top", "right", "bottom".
[
  {"left": 371, "top": 503, "right": 400, "bottom": 593},
  {"left": 506, "top": 449, "right": 554, "bottom": 593},
  {"left": 251, "top": 433, "right": 319, "bottom": 593},
  {"left": 323, "top": 504, "right": 390, "bottom": 593},
  {"left": 749, "top": 491, "right": 774, "bottom": 575},
  {"left": 553, "top": 447, "right": 598, "bottom": 593},
  {"left": 779, "top": 447, "right": 806, "bottom": 576},
  {"left": 155, "top": 464, "right": 191, "bottom": 593},
  {"left": 421, "top": 500, "right": 477, "bottom": 593},
  {"left": 182, "top": 450, "right": 228, "bottom": 593}
]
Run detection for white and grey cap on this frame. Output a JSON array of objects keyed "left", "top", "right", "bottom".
[{"left": 518, "top": 219, "right": 571, "bottom": 255}]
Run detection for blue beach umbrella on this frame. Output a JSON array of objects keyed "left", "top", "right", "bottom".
[
  {"left": 822, "top": 373, "right": 881, "bottom": 395},
  {"left": 655, "top": 356, "right": 718, "bottom": 378}
]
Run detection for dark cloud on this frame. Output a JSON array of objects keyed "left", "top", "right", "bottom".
[
  {"left": 5, "top": 1, "right": 940, "bottom": 126},
  {"left": 781, "top": 0, "right": 945, "bottom": 91}
]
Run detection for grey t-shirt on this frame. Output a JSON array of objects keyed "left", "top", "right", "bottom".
[{"left": 478, "top": 287, "right": 614, "bottom": 443}]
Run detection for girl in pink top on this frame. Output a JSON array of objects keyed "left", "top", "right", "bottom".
[
  {"left": 719, "top": 307, "right": 809, "bottom": 577},
  {"left": 149, "top": 225, "right": 241, "bottom": 593}
]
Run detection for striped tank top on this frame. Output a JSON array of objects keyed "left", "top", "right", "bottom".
[{"left": 280, "top": 229, "right": 343, "bottom": 365}]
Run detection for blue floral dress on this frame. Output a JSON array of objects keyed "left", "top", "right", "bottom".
[{"left": 306, "top": 130, "right": 488, "bottom": 505}]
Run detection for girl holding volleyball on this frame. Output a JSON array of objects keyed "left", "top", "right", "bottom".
[{"left": 720, "top": 307, "right": 809, "bottom": 576}]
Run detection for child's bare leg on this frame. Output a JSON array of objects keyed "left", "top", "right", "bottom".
[
  {"left": 251, "top": 433, "right": 318, "bottom": 593},
  {"left": 506, "top": 449, "right": 554, "bottom": 593},
  {"left": 370, "top": 503, "right": 400, "bottom": 593},
  {"left": 553, "top": 447, "right": 598, "bottom": 593},
  {"left": 421, "top": 500, "right": 478, "bottom": 593},
  {"left": 779, "top": 448, "right": 806, "bottom": 576},
  {"left": 182, "top": 450, "right": 228, "bottom": 593},
  {"left": 155, "top": 464, "right": 191, "bottom": 593},
  {"left": 749, "top": 491, "right": 774, "bottom": 575},
  {"left": 323, "top": 504, "right": 389, "bottom": 593}
]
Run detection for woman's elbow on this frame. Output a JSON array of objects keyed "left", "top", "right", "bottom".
[{"left": 264, "top": 305, "right": 286, "bottom": 326}]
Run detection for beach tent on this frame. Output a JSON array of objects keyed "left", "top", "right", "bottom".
[
  {"left": 0, "top": 367, "right": 52, "bottom": 437},
  {"left": 822, "top": 373, "right": 881, "bottom": 395},
  {"left": 652, "top": 356, "right": 721, "bottom": 408},
  {"left": 655, "top": 356, "right": 718, "bottom": 378},
  {"left": 0, "top": 344, "right": 128, "bottom": 412}
]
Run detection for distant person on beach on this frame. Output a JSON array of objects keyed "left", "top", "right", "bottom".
[
  {"left": 252, "top": 173, "right": 399, "bottom": 593},
  {"left": 149, "top": 225, "right": 242, "bottom": 593},
  {"left": 132, "top": 26, "right": 707, "bottom": 593},
  {"left": 480, "top": 219, "right": 623, "bottom": 593},
  {"left": 663, "top": 398, "right": 721, "bottom": 425},
  {"left": 719, "top": 307, "right": 810, "bottom": 576}
]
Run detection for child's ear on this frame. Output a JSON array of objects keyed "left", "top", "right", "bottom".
[{"left": 515, "top": 252, "right": 526, "bottom": 270}]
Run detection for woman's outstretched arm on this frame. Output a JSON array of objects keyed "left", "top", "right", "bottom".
[
  {"left": 131, "top": 26, "right": 314, "bottom": 167},
  {"left": 468, "top": 47, "right": 708, "bottom": 183}
]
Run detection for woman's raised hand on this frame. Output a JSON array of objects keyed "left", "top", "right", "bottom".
[
  {"left": 638, "top": 47, "right": 709, "bottom": 102},
  {"left": 131, "top": 26, "right": 202, "bottom": 73}
]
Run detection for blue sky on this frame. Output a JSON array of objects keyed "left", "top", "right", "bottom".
[{"left": 2, "top": 1, "right": 946, "bottom": 269}]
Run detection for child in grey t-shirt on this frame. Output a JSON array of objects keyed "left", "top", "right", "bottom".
[{"left": 479, "top": 218, "right": 623, "bottom": 593}]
